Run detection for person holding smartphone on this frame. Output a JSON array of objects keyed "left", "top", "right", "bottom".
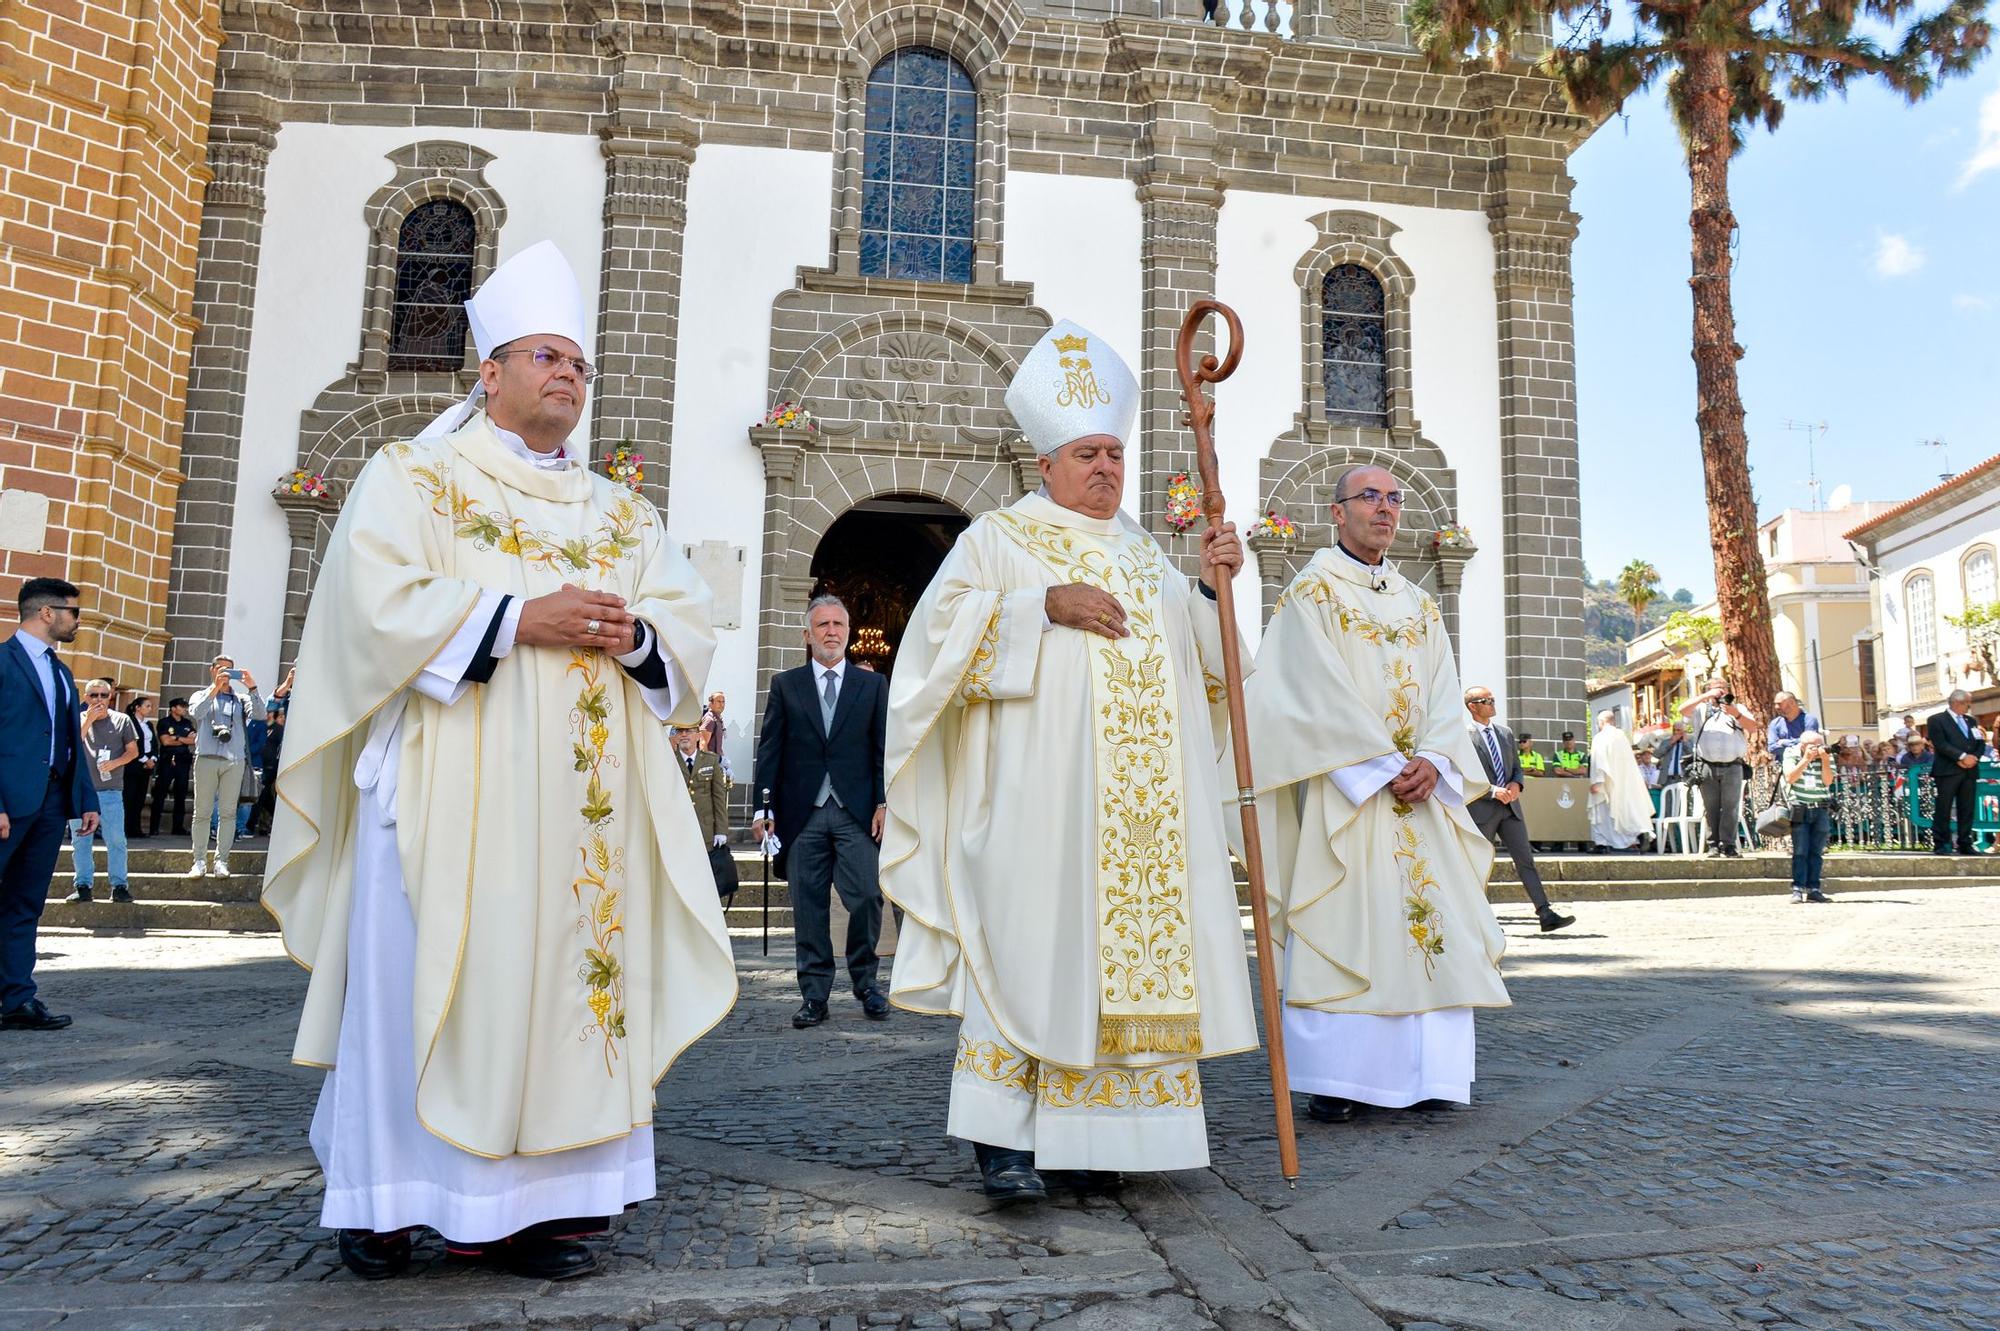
[
  {"left": 1783, "top": 729, "right": 1836, "bottom": 903},
  {"left": 185, "top": 654, "right": 264, "bottom": 878}
]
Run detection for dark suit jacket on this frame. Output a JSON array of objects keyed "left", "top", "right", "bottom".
[
  {"left": 1465, "top": 719, "right": 1525, "bottom": 835},
  {"left": 1927, "top": 708, "right": 1985, "bottom": 775},
  {"left": 754, "top": 660, "right": 887, "bottom": 875},
  {"left": 0, "top": 635, "right": 97, "bottom": 822}
]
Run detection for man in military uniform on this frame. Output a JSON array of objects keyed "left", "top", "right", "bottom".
[{"left": 673, "top": 724, "right": 733, "bottom": 898}]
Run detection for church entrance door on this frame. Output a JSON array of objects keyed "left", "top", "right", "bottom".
[{"left": 809, "top": 496, "right": 969, "bottom": 680}]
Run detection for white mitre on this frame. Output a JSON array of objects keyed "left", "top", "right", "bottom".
[
  {"left": 1004, "top": 319, "right": 1139, "bottom": 456},
  {"left": 415, "top": 239, "right": 590, "bottom": 440}
]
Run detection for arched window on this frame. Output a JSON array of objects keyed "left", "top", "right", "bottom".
[
  {"left": 859, "top": 47, "right": 976, "bottom": 284},
  {"left": 1908, "top": 573, "right": 1937, "bottom": 665},
  {"left": 388, "top": 199, "right": 477, "bottom": 371},
  {"left": 1964, "top": 547, "right": 1996, "bottom": 608},
  {"left": 1321, "top": 263, "right": 1387, "bottom": 425}
]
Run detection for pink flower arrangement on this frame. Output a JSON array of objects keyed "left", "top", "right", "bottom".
[
  {"left": 1165, "top": 472, "right": 1202, "bottom": 532},
  {"left": 761, "top": 400, "right": 818, "bottom": 432},
  {"left": 279, "top": 469, "right": 329, "bottom": 499},
  {"left": 1251, "top": 510, "right": 1298, "bottom": 543},
  {"left": 603, "top": 444, "right": 644, "bottom": 491}
]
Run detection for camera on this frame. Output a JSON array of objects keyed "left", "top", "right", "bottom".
[
  {"left": 1721, "top": 692, "right": 1735, "bottom": 705},
  {"left": 211, "top": 722, "right": 233, "bottom": 745}
]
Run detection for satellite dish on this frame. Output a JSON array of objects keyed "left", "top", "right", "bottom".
[{"left": 1826, "top": 484, "right": 1852, "bottom": 511}]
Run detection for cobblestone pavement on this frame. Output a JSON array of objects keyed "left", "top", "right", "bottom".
[{"left": 1, "top": 885, "right": 1997, "bottom": 1330}]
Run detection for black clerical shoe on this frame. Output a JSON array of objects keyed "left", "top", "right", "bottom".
[
  {"left": 336, "top": 1228, "right": 411, "bottom": 1280},
  {"left": 1045, "top": 1168, "right": 1126, "bottom": 1196},
  {"left": 792, "top": 999, "right": 828, "bottom": 1029},
  {"left": 1, "top": 1000, "right": 72, "bottom": 1032},
  {"left": 505, "top": 1235, "right": 598, "bottom": 1280},
  {"left": 1539, "top": 910, "right": 1577, "bottom": 933},
  {"left": 858, "top": 987, "right": 891, "bottom": 1020},
  {"left": 1306, "top": 1095, "right": 1359, "bottom": 1123},
  {"left": 973, "top": 1143, "right": 1047, "bottom": 1204}
]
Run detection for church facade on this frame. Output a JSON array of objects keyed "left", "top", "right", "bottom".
[{"left": 152, "top": 0, "right": 1595, "bottom": 768}]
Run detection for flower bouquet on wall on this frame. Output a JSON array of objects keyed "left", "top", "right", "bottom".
[
  {"left": 1165, "top": 471, "right": 1201, "bottom": 533},
  {"left": 760, "top": 400, "right": 819, "bottom": 433},
  {"left": 1250, "top": 510, "right": 1299, "bottom": 546},
  {"left": 276, "top": 469, "right": 329, "bottom": 499},
  {"left": 1431, "top": 522, "right": 1473, "bottom": 553},
  {"left": 602, "top": 443, "right": 645, "bottom": 492}
]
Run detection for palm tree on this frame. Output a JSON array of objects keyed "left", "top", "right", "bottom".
[
  {"left": 1616, "top": 558, "right": 1662, "bottom": 636},
  {"left": 1412, "top": 0, "right": 1989, "bottom": 717}
]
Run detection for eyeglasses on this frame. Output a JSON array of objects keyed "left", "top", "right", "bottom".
[
  {"left": 1334, "top": 488, "right": 1404, "bottom": 509},
  {"left": 85, "top": 692, "right": 111, "bottom": 700},
  {"left": 491, "top": 345, "right": 596, "bottom": 383},
  {"left": 1467, "top": 697, "right": 1495, "bottom": 706}
]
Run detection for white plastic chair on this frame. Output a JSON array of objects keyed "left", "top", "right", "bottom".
[{"left": 1655, "top": 783, "right": 1703, "bottom": 855}]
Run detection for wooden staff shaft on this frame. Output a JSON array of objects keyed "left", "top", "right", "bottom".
[{"left": 1174, "top": 299, "right": 1299, "bottom": 1183}]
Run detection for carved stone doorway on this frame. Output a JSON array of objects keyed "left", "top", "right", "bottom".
[{"left": 809, "top": 496, "right": 969, "bottom": 680}]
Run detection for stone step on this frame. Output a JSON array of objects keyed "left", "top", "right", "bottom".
[
  {"left": 38, "top": 899, "right": 276, "bottom": 932},
  {"left": 44, "top": 872, "right": 263, "bottom": 903},
  {"left": 57, "top": 842, "right": 269, "bottom": 875}
]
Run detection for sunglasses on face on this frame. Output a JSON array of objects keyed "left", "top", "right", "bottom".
[{"left": 491, "top": 345, "right": 596, "bottom": 383}]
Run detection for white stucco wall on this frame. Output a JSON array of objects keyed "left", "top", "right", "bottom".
[
  {"left": 225, "top": 124, "right": 606, "bottom": 679},
  {"left": 670, "top": 143, "right": 837, "bottom": 772},
  {"left": 1213, "top": 193, "right": 1505, "bottom": 693},
  {"left": 1869, "top": 484, "right": 2000, "bottom": 717},
  {"left": 1002, "top": 171, "right": 1145, "bottom": 516}
]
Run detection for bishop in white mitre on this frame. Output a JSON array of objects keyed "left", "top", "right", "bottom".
[
  {"left": 882, "top": 320, "right": 1258, "bottom": 1202},
  {"left": 1242, "top": 463, "right": 1509, "bottom": 1125},
  {"left": 263, "top": 242, "right": 737, "bottom": 1280}
]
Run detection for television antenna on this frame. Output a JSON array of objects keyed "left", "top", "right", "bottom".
[
  {"left": 1918, "top": 438, "right": 1954, "bottom": 482},
  {"left": 1781, "top": 419, "right": 1827, "bottom": 511}
]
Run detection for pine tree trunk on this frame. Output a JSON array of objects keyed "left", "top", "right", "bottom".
[{"left": 1683, "top": 49, "right": 1781, "bottom": 726}]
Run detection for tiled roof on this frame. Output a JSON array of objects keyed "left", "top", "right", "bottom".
[{"left": 1844, "top": 452, "right": 2000, "bottom": 542}]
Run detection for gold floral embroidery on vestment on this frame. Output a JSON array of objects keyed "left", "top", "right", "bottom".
[
  {"left": 1037, "top": 1063, "right": 1204, "bottom": 1111},
  {"left": 954, "top": 1034, "right": 1037, "bottom": 1093},
  {"left": 961, "top": 602, "right": 1004, "bottom": 703},
  {"left": 1203, "top": 671, "right": 1227, "bottom": 705},
  {"left": 1275, "top": 572, "right": 1429, "bottom": 648},
  {"left": 566, "top": 649, "right": 627, "bottom": 1073},
  {"left": 990, "top": 511, "right": 1200, "bottom": 1058},
  {"left": 1381, "top": 658, "right": 1446, "bottom": 975},
  {"left": 393, "top": 443, "right": 646, "bottom": 575}
]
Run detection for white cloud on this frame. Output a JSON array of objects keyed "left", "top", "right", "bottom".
[
  {"left": 1955, "top": 293, "right": 1993, "bottom": 311},
  {"left": 1958, "top": 87, "right": 2000, "bottom": 188},
  {"left": 1874, "top": 233, "right": 1926, "bottom": 278}
]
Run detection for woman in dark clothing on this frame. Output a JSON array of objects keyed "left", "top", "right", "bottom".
[{"left": 124, "top": 695, "right": 158, "bottom": 838}]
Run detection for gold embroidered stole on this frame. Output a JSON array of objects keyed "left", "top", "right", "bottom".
[{"left": 990, "top": 510, "right": 1201, "bottom": 1057}]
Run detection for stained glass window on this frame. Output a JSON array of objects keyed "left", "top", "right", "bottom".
[
  {"left": 860, "top": 48, "right": 976, "bottom": 284},
  {"left": 1908, "top": 573, "right": 1937, "bottom": 665},
  {"left": 389, "top": 200, "right": 476, "bottom": 371},
  {"left": 1321, "top": 263, "right": 1387, "bottom": 426}
]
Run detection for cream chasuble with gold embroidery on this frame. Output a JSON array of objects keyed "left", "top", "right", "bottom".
[
  {"left": 1244, "top": 548, "right": 1508, "bottom": 1105},
  {"left": 265, "top": 416, "right": 738, "bottom": 1163},
  {"left": 882, "top": 492, "right": 1257, "bottom": 1171}
]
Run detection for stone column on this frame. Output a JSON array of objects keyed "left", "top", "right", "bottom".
[
  {"left": 1136, "top": 175, "right": 1222, "bottom": 577},
  {"left": 161, "top": 119, "right": 276, "bottom": 695},
  {"left": 592, "top": 137, "right": 694, "bottom": 511},
  {"left": 1488, "top": 167, "right": 1586, "bottom": 738}
]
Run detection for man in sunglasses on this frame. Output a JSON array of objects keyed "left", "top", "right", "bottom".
[
  {"left": 66, "top": 678, "right": 140, "bottom": 904},
  {"left": 1, "top": 578, "right": 98, "bottom": 1031},
  {"left": 263, "top": 241, "right": 734, "bottom": 1282},
  {"left": 1244, "top": 464, "right": 1510, "bottom": 1127},
  {"left": 1462, "top": 686, "right": 1574, "bottom": 933}
]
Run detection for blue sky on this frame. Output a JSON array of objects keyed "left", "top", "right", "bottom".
[{"left": 1570, "top": 58, "right": 2000, "bottom": 598}]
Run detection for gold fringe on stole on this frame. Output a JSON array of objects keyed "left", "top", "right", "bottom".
[{"left": 1097, "top": 1013, "right": 1205, "bottom": 1058}]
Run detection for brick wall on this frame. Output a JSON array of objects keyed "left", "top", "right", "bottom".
[{"left": 0, "top": 0, "right": 221, "bottom": 690}]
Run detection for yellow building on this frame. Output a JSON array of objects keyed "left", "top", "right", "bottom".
[
  {"left": 0, "top": 1, "right": 222, "bottom": 685},
  {"left": 1623, "top": 503, "right": 1894, "bottom": 736}
]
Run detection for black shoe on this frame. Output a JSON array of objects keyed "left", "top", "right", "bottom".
[
  {"left": 792, "top": 999, "right": 828, "bottom": 1029},
  {"left": 973, "top": 1143, "right": 1047, "bottom": 1204},
  {"left": 1, "top": 1000, "right": 72, "bottom": 1032},
  {"left": 1805, "top": 890, "right": 1832, "bottom": 904},
  {"left": 64, "top": 884, "right": 91, "bottom": 904},
  {"left": 1932, "top": 848, "right": 1955, "bottom": 856},
  {"left": 1045, "top": 1169, "right": 1126, "bottom": 1196},
  {"left": 1306, "top": 1094, "right": 1359, "bottom": 1123},
  {"left": 336, "top": 1228, "right": 411, "bottom": 1280},
  {"left": 110, "top": 885, "right": 134, "bottom": 905},
  {"left": 858, "top": 987, "right": 891, "bottom": 1020},
  {"left": 505, "top": 1235, "right": 598, "bottom": 1280},
  {"left": 1720, "top": 848, "right": 1742, "bottom": 858},
  {"left": 1538, "top": 910, "right": 1576, "bottom": 933}
]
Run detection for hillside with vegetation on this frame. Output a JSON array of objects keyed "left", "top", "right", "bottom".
[{"left": 1582, "top": 565, "right": 1695, "bottom": 677}]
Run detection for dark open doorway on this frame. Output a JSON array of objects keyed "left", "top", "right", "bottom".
[{"left": 809, "top": 496, "right": 970, "bottom": 680}]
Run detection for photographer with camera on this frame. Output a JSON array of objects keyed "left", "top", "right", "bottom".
[
  {"left": 1679, "top": 675, "right": 1756, "bottom": 858},
  {"left": 185, "top": 653, "right": 265, "bottom": 879},
  {"left": 1782, "top": 729, "right": 1835, "bottom": 903}
]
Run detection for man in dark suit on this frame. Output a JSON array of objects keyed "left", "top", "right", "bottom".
[
  {"left": 752, "top": 594, "right": 890, "bottom": 1028},
  {"left": 1, "top": 577, "right": 100, "bottom": 1031},
  {"left": 1927, "top": 689, "right": 1984, "bottom": 855},
  {"left": 1463, "top": 686, "right": 1575, "bottom": 933}
]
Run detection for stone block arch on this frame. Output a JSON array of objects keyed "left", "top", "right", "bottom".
[{"left": 836, "top": 0, "right": 1021, "bottom": 77}]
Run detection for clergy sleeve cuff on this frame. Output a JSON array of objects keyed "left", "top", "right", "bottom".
[
  {"left": 1418, "top": 750, "right": 1466, "bottom": 807},
  {"left": 414, "top": 589, "right": 512, "bottom": 703},
  {"left": 1197, "top": 579, "right": 1219, "bottom": 601},
  {"left": 459, "top": 595, "right": 517, "bottom": 686},
  {"left": 981, "top": 590, "right": 1045, "bottom": 700},
  {"left": 617, "top": 619, "right": 688, "bottom": 723},
  {"left": 1330, "top": 753, "right": 1404, "bottom": 806}
]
